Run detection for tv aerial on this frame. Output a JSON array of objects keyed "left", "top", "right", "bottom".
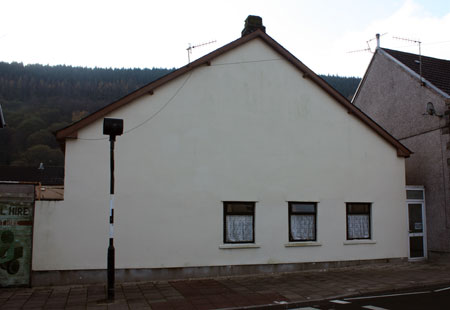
[
  {"left": 392, "top": 36, "right": 423, "bottom": 85},
  {"left": 347, "top": 33, "right": 387, "bottom": 54},
  {"left": 187, "top": 40, "right": 216, "bottom": 63}
]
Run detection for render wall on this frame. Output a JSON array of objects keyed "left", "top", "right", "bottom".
[
  {"left": 354, "top": 50, "right": 450, "bottom": 253},
  {"left": 33, "top": 39, "right": 407, "bottom": 272}
]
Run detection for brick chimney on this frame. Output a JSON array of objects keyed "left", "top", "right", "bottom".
[{"left": 241, "top": 15, "right": 265, "bottom": 37}]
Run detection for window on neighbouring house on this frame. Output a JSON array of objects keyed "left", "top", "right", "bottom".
[
  {"left": 347, "top": 203, "right": 371, "bottom": 239},
  {"left": 289, "top": 202, "right": 317, "bottom": 242},
  {"left": 224, "top": 202, "right": 255, "bottom": 243}
]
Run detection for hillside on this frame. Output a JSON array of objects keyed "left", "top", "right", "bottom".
[{"left": 0, "top": 62, "right": 360, "bottom": 166}]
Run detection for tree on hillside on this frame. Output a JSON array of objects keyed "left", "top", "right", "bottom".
[
  {"left": 13, "top": 144, "right": 64, "bottom": 167},
  {"left": 0, "top": 62, "right": 173, "bottom": 166},
  {"left": 0, "top": 62, "right": 360, "bottom": 167}
]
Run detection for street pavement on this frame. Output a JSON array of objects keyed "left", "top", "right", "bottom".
[
  {"left": 1, "top": 260, "right": 450, "bottom": 309},
  {"left": 292, "top": 284, "right": 450, "bottom": 309}
]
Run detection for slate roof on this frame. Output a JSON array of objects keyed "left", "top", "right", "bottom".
[
  {"left": 382, "top": 48, "right": 450, "bottom": 96},
  {"left": 0, "top": 166, "right": 64, "bottom": 185}
]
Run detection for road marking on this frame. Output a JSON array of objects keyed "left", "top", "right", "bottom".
[
  {"left": 363, "top": 306, "right": 389, "bottom": 310},
  {"left": 330, "top": 299, "right": 351, "bottom": 304},
  {"left": 345, "top": 290, "right": 431, "bottom": 301},
  {"left": 434, "top": 286, "right": 450, "bottom": 292}
]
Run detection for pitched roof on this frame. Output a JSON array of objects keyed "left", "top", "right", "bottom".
[
  {"left": 55, "top": 30, "right": 411, "bottom": 157},
  {"left": 381, "top": 48, "right": 450, "bottom": 96},
  {"left": 0, "top": 166, "right": 64, "bottom": 185}
]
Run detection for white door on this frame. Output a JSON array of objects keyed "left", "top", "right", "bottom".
[
  {"left": 407, "top": 202, "right": 426, "bottom": 259},
  {"left": 406, "top": 187, "right": 427, "bottom": 260}
]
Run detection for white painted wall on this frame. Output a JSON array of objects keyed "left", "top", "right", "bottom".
[{"left": 33, "top": 38, "right": 408, "bottom": 270}]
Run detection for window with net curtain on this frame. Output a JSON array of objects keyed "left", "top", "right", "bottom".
[
  {"left": 223, "top": 202, "right": 255, "bottom": 243},
  {"left": 346, "top": 203, "right": 371, "bottom": 239},
  {"left": 289, "top": 202, "right": 317, "bottom": 241}
]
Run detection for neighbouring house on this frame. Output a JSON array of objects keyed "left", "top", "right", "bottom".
[
  {"left": 29, "top": 16, "right": 410, "bottom": 286},
  {"left": 0, "top": 165, "right": 64, "bottom": 200},
  {"left": 353, "top": 43, "right": 450, "bottom": 260},
  {"left": 0, "top": 166, "right": 63, "bottom": 287}
]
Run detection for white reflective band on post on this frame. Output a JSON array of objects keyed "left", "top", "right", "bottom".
[
  {"left": 109, "top": 195, "right": 114, "bottom": 238},
  {"left": 110, "top": 195, "right": 114, "bottom": 216}
]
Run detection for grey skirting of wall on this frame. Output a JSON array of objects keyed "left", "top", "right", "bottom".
[
  {"left": 428, "top": 250, "right": 450, "bottom": 261},
  {"left": 32, "top": 257, "right": 408, "bottom": 287}
]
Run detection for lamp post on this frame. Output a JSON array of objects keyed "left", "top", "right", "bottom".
[{"left": 103, "top": 118, "right": 123, "bottom": 301}]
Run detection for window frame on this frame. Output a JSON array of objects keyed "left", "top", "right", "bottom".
[
  {"left": 223, "top": 201, "right": 255, "bottom": 244},
  {"left": 346, "top": 202, "right": 371, "bottom": 240},
  {"left": 288, "top": 202, "right": 317, "bottom": 242}
]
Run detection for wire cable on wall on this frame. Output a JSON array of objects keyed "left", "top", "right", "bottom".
[
  {"left": 123, "top": 72, "right": 192, "bottom": 135},
  {"left": 77, "top": 72, "right": 192, "bottom": 141},
  {"left": 72, "top": 57, "right": 281, "bottom": 141}
]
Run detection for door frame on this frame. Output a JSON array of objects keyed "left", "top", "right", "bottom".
[{"left": 406, "top": 185, "right": 427, "bottom": 260}]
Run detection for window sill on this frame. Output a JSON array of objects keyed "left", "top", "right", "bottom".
[
  {"left": 219, "top": 244, "right": 261, "bottom": 249},
  {"left": 343, "top": 240, "right": 377, "bottom": 245},
  {"left": 285, "top": 242, "right": 322, "bottom": 247}
]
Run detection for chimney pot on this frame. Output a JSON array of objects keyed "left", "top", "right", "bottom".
[{"left": 241, "top": 15, "right": 265, "bottom": 37}]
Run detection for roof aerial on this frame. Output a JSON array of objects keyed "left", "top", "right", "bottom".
[
  {"left": 381, "top": 48, "right": 450, "bottom": 96},
  {"left": 392, "top": 36, "right": 423, "bottom": 84}
]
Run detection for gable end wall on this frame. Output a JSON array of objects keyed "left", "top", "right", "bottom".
[{"left": 32, "top": 39, "right": 408, "bottom": 273}]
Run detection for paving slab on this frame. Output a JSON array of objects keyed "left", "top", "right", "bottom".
[{"left": 1, "top": 260, "right": 450, "bottom": 309}]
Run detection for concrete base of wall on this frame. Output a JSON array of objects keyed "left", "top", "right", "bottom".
[
  {"left": 429, "top": 250, "right": 450, "bottom": 261},
  {"left": 31, "top": 258, "right": 408, "bottom": 287}
]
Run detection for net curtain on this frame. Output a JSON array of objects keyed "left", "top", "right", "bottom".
[
  {"left": 348, "top": 214, "right": 370, "bottom": 239},
  {"left": 226, "top": 215, "right": 253, "bottom": 242},
  {"left": 290, "top": 214, "right": 314, "bottom": 240}
]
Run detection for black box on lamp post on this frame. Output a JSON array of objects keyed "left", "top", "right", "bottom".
[{"left": 103, "top": 118, "right": 124, "bottom": 137}]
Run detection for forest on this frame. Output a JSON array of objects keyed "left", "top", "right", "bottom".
[{"left": 0, "top": 62, "right": 360, "bottom": 167}]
